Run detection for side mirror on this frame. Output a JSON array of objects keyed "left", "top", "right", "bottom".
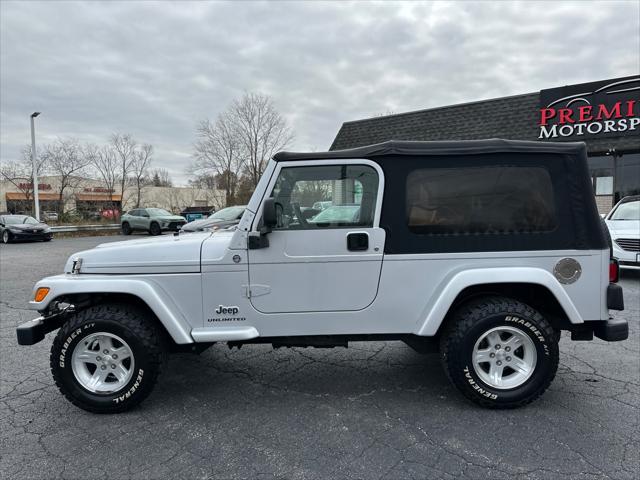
[{"left": 263, "top": 198, "right": 277, "bottom": 229}]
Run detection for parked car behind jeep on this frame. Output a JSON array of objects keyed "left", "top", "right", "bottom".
[
  {"left": 181, "top": 205, "right": 246, "bottom": 232},
  {"left": 121, "top": 208, "right": 186, "bottom": 235},
  {"left": 1, "top": 214, "right": 53, "bottom": 243},
  {"left": 605, "top": 195, "right": 640, "bottom": 268}
]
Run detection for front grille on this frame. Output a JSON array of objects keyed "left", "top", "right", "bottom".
[
  {"left": 167, "top": 222, "right": 185, "bottom": 231},
  {"left": 615, "top": 238, "right": 640, "bottom": 252}
]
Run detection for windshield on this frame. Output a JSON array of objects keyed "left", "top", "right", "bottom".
[
  {"left": 610, "top": 201, "right": 640, "bottom": 221},
  {"left": 147, "top": 208, "right": 172, "bottom": 216},
  {"left": 3, "top": 216, "right": 27, "bottom": 225},
  {"left": 210, "top": 206, "right": 245, "bottom": 221}
]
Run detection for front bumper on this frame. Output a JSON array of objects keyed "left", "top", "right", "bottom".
[
  {"left": 162, "top": 221, "right": 186, "bottom": 231},
  {"left": 612, "top": 241, "right": 639, "bottom": 265},
  {"left": 16, "top": 310, "right": 68, "bottom": 345},
  {"left": 9, "top": 230, "right": 52, "bottom": 241}
]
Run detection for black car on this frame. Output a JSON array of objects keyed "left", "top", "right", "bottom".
[
  {"left": 0, "top": 215, "right": 53, "bottom": 244},
  {"left": 180, "top": 205, "right": 246, "bottom": 232}
]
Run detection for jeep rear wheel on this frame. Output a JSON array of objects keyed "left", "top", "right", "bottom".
[
  {"left": 50, "top": 303, "right": 167, "bottom": 413},
  {"left": 121, "top": 222, "right": 132, "bottom": 235},
  {"left": 440, "top": 296, "right": 559, "bottom": 408}
]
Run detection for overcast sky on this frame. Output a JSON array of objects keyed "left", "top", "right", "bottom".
[{"left": 1, "top": 1, "right": 639, "bottom": 185}]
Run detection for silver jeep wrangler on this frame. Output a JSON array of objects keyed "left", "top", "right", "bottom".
[{"left": 17, "top": 140, "right": 627, "bottom": 413}]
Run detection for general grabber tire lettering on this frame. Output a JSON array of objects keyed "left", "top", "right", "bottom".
[
  {"left": 439, "top": 296, "right": 559, "bottom": 409},
  {"left": 50, "top": 303, "right": 168, "bottom": 413}
]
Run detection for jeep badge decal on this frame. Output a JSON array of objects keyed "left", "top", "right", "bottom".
[
  {"left": 208, "top": 305, "right": 246, "bottom": 323},
  {"left": 215, "top": 305, "right": 239, "bottom": 315}
]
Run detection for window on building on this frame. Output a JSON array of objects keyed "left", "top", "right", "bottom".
[
  {"left": 406, "top": 166, "right": 556, "bottom": 234},
  {"left": 617, "top": 153, "right": 640, "bottom": 199},
  {"left": 269, "top": 165, "right": 379, "bottom": 230},
  {"left": 595, "top": 176, "right": 614, "bottom": 195}
]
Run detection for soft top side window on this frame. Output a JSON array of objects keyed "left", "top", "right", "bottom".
[
  {"left": 406, "top": 166, "right": 557, "bottom": 234},
  {"left": 269, "top": 164, "right": 379, "bottom": 230}
]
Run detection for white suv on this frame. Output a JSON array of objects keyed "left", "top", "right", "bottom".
[{"left": 16, "top": 140, "right": 627, "bottom": 413}]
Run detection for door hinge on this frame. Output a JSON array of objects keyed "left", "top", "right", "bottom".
[{"left": 242, "top": 284, "right": 271, "bottom": 298}]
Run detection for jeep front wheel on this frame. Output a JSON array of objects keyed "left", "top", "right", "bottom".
[
  {"left": 440, "top": 296, "right": 559, "bottom": 408},
  {"left": 50, "top": 303, "right": 167, "bottom": 413}
]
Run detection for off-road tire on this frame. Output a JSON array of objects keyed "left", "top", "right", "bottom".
[
  {"left": 440, "top": 296, "right": 559, "bottom": 409},
  {"left": 149, "top": 222, "right": 161, "bottom": 236},
  {"left": 2, "top": 230, "right": 11, "bottom": 244},
  {"left": 121, "top": 222, "right": 132, "bottom": 235},
  {"left": 50, "top": 303, "right": 168, "bottom": 413}
]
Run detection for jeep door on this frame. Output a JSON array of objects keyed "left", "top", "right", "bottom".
[{"left": 248, "top": 160, "right": 385, "bottom": 313}]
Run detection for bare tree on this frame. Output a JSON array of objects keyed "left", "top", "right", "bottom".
[
  {"left": 129, "top": 144, "right": 153, "bottom": 208},
  {"left": 110, "top": 133, "right": 137, "bottom": 207},
  {"left": 86, "top": 143, "right": 119, "bottom": 212},
  {"left": 149, "top": 168, "right": 172, "bottom": 187},
  {"left": 188, "top": 173, "right": 216, "bottom": 190},
  {"left": 192, "top": 111, "right": 244, "bottom": 206},
  {"left": 232, "top": 92, "right": 293, "bottom": 188},
  {"left": 42, "top": 138, "right": 90, "bottom": 212},
  {"left": 0, "top": 145, "right": 48, "bottom": 214}
]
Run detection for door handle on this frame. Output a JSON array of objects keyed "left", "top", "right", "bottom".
[{"left": 347, "top": 232, "right": 369, "bottom": 251}]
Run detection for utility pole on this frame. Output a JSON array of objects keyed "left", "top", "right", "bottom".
[
  {"left": 607, "top": 147, "right": 620, "bottom": 205},
  {"left": 30, "top": 112, "right": 41, "bottom": 221}
]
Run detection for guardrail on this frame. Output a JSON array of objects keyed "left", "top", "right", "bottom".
[{"left": 50, "top": 224, "right": 120, "bottom": 233}]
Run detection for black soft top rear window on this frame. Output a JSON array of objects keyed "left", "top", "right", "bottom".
[
  {"left": 406, "top": 166, "right": 556, "bottom": 235},
  {"left": 376, "top": 152, "right": 606, "bottom": 254}
]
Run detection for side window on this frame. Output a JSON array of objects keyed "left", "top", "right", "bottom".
[
  {"left": 269, "top": 164, "right": 379, "bottom": 230},
  {"left": 129, "top": 209, "right": 138, "bottom": 216},
  {"left": 140, "top": 209, "right": 149, "bottom": 217},
  {"left": 406, "top": 166, "right": 556, "bottom": 234}
]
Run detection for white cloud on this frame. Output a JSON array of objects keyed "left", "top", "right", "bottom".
[{"left": 1, "top": 0, "right": 638, "bottom": 184}]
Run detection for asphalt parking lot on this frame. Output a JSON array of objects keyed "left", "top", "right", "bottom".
[{"left": 1, "top": 236, "right": 638, "bottom": 480}]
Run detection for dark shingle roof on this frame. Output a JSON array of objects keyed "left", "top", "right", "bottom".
[{"left": 330, "top": 93, "right": 640, "bottom": 154}]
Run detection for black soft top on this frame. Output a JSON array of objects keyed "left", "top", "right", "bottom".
[{"left": 273, "top": 139, "right": 586, "bottom": 162}]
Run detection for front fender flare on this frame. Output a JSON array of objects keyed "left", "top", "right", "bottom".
[
  {"left": 414, "top": 267, "right": 583, "bottom": 337},
  {"left": 29, "top": 275, "right": 194, "bottom": 344}
]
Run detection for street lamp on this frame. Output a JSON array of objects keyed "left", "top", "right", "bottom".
[{"left": 30, "top": 112, "right": 41, "bottom": 221}]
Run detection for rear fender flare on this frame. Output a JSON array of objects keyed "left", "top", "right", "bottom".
[{"left": 414, "top": 267, "right": 583, "bottom": 336}]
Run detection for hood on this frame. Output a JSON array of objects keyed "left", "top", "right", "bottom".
[
  {"left": 7, "top": 223, "right": 48, "bottom": 231},
  {"left": 64, "top": 232, "right": 215, "bottom": 274},
  {"left": 156, "top": 215, "right": 186, "bottom": 222},
  {"left": 605, "top": 219, "right": 640, "bottom": 237},
  {"left": 182, "top": 218, "right": 238, "bottom": 231},
  {"left": 182, "top": 218, "right": 214, "bottom": 230}
]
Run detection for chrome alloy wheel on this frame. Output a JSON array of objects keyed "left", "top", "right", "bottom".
[
  {"left": 71, "top": 332, "right": 134, "bottom": 394},
  {"left": 472, "top": 326, "right": 537, "bottom": 390}
]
